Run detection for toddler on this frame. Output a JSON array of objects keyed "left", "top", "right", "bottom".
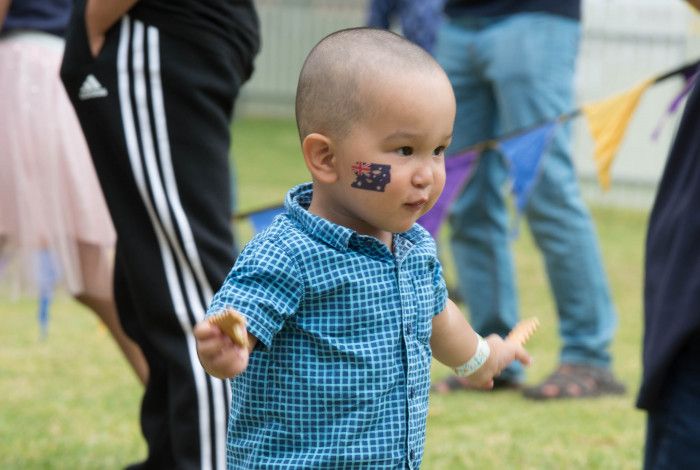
[{"left": 195, "top": 27, "right": 530, "bottom": 469}]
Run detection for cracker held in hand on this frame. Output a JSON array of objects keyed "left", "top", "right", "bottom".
[
  {"left": 505, "top": 317, "right": 540, "bottom": 346},
  {"left": 209, "top": 309, "right": 249, "bottom": 349}
]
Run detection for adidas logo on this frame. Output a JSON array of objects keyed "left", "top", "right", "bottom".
[{"left": 78, "top": 74, "right": 108, "bottom": 100}]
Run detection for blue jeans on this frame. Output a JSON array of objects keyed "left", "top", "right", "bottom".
[
  {"left": 644, "top": 341, "right": 700, "bottom": 469},
  {"left": 435, "top": 13, "right": 616, "bottom": 381}
]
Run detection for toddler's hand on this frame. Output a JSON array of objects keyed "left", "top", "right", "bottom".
[
  {"left": 194, "top": 319, "right": 249, "bottom": 379},
  {"left": 467, "top": 334, "right": 531, "bottom": 389}
]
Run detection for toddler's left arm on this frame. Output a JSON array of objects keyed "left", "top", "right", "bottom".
[{"left": 431, "top": 299, "right": 531, "bottom": 388}]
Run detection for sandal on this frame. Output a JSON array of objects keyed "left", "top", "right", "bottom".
[
  {"left": 523, "top": 364, "right": 626, "bottom": 400},
  {"left": 431, "top": 375, "right": 522, "bottom": 394}
]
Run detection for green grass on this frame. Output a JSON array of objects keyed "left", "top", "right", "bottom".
[
  {"left": 427, "top": 206, "right": 647, "bottom": 469},
  {"left": 231, "top": 118, "right": 308, "bottom": 210},
  {"left": 0, "top": 118, "right": 648, "bottom": 468}
]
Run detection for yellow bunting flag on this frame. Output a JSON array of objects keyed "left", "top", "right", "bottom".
[{"left": 582, "top": 79, "right": 653, "bottom": 189}]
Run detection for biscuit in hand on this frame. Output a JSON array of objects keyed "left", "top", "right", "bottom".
[
  {"left": 505, "top": 317, "right": 540, "bottom": 346},
  {"left": 208, "top": 309, "right": 249, "bottom": 349}
]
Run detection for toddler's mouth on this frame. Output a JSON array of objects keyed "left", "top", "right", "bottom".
[{"left": 404, "top": 198, "right": 428, "bottom": 209}]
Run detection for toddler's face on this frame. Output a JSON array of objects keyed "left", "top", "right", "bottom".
[{"left": 323, "top": 70, "right": 456, "bottom": 239}]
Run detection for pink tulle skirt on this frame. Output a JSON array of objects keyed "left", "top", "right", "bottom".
[{"left": 0, "top": 31, "right": 115, "bottom": 299}]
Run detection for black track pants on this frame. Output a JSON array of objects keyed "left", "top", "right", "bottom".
[{"left": 61, "top": 4, "right": 239, "bottom": 468}]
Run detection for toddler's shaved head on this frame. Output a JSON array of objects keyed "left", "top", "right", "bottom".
[{"left": 295, "top": 28, "right": 446, "bottom": 141}]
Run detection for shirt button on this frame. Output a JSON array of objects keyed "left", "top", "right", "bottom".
[{"left": 410, "top": 449, "right": 415, "bottom": 461}]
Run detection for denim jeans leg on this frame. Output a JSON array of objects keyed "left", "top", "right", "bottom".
[
  {"left": 436, "top": 19, "right": 523, "bottom": 381},
  {"left": 526, "top": 127, "right": 616, "bottom": 367},
  {"left": 484, "top": 13, "right": 616, "bottom": 368}
]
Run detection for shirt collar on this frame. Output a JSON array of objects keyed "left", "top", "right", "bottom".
[
  {"left": 285, "top": 183, "right": 355, "bottom": 252},
  {"left": 284, "top": 183, "right": 428, "bottom": 260}
]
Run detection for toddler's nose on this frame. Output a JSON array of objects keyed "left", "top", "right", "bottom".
[{"left": 411, "top": 163, "right": 434, "bottom": 188}]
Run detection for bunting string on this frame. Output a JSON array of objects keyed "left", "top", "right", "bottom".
[
  {"left": 232, "top": 58, "right": 700, "bottom": 238},
  {"left": 31, "top": 60, "right": 698, "bottom": 338}
]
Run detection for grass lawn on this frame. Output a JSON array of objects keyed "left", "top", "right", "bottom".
[{"left": 0, "top": 118, "right": 648, "bottom": 469}]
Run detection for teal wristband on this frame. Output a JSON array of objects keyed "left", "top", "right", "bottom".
[{"left": 454, "top": 334, "right": 490, "bottom": 377}]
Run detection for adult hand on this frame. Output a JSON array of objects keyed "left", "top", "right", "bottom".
[
  {"left": 84, "top": 0, "right": 106, "bottom": 57},
  {"left": 0, "top": 0, "right": 11, "bottom": 33},
  {"left": 84, "top": 0, "right": 140, "bottom": 58}
]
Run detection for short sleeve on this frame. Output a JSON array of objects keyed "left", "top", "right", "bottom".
[{"left": 207, "top": 237, "right": 303, "bottom": 348}]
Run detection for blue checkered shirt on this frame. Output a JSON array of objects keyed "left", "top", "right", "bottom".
[{"left": 208, "top": 183, "right": 447, "bottom": 469}]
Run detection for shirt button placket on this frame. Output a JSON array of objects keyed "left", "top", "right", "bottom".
[{"left": 397, "top": 256, "right": 420, "bottom": 470}]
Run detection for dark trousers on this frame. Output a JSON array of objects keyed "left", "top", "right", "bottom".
[
  {"left": 61, "top": 3, "right": 239, "bottom": 468},
  {"left": 644, "top": 340, "right": 700, "bottom": 469}
]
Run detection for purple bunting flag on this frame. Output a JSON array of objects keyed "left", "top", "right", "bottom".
[
  {"left": 651, "top": 69, "right": 699, "bottom": 141},
  {"left": 418, "top": 149, "right": 480, "bottom": 237}
]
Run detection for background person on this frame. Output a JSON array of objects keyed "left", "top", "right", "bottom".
[
  {"left": 59, "top": 0, "right": 259, "bottom": 467},
  {"left": 637, "top": 2, "right": 700, "bottom": 466},
  {"left": 0, "top": 0, "right": 147, "bottom": 384},
  {"left": 366, "top": 0, "right": 445, "bottom": 53},
  {"left": 431, "top": 0, "right": 625, "bottom": 399}
]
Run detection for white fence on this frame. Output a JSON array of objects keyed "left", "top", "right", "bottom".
[
  {"left": 236, "top": 0, "right": 700, "bottom": 207},
  {"left": 236, "top": 0, "right": 367, "bottom": 116}
]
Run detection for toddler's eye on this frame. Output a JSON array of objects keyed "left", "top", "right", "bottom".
[
  {"left": 433, "top": 146, "right": 446, "bottom": 156},
  {"left": 397, "top": 146, "right": 414, "bottom": 156}
]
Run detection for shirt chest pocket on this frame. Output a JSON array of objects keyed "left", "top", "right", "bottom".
[{"left": 410, "top": 270, "right": 435, "bottom": 344}]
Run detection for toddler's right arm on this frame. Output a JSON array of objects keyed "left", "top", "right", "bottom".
[{"left": 194, "top": 316, "right": 256, "bottom": 379}]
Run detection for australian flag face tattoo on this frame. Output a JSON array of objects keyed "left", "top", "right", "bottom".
[{"left": 350, "top": 161, "right": 392, "bottom": 192}]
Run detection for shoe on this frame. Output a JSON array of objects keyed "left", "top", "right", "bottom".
[{"left": 523, "top": 364, "right": 626, "bottom": 400}]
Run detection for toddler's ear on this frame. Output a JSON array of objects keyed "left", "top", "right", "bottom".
[{"left": 302, "top": 133, "right": 338, "bottom": 183}]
